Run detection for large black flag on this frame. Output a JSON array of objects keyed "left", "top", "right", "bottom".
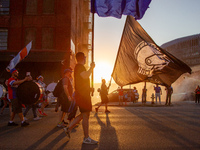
[{"left": 112, "top": 16, "right": 191, "bottom": 86}]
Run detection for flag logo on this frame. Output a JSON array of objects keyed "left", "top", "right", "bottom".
[{"left": 134, "top": 41, "right": 171, "bottom": 76}]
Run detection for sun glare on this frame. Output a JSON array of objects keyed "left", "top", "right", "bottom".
[{"left": 94, "top": 61, "right": 113, "bottom": 83}]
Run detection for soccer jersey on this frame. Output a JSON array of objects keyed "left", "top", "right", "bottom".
[{"left": 7, "top": 77, "right": 18, "bottom": 99}]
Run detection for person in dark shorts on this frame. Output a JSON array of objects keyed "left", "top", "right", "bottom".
[
  {"left": 165, "top": 85, "right": 173, "bottom": 106},
  {"left": 57, "top": 68, "right": 73, "bottom": 127},
  {"left": 7, "top": 68, "right": 32, "bottom": 127},
  {"left": 95, "top": 79, "right": 111, "bottom": 113},
  {"left": 63, "top": 52, "right": 98, "bottom": 144}
]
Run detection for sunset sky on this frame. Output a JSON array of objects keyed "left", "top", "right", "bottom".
[{"left": 93, "top": 0, "right": 200, "bottom": 83}]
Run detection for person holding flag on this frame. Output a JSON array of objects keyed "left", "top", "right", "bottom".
[
  {"left": 63, "top": 52, "right": 98, "bottom": 145},
  {"left": 7, "top": 68, "right": 32, "bottom": 127},
  {"left": 95, "top": 79, "right": 111, "bottom": 113}
]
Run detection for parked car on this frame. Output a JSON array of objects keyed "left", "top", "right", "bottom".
[{"left": 108, "top": 88, "right": 139, "bottom": 103}]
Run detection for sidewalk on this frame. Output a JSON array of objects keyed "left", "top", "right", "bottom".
[{"left": 94, "top": 100, "right": 195, "bottom": 107}]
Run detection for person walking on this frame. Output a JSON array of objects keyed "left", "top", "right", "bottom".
[
  {"left": 23, "top": 104, "right": 41, "bottom": 121},
  {"left": 95, "top": 79, "right": 111, "bottom": 113},
  {"left": 63, "top": 52, "right": 98, "bottom": 145},
  {"left": 194, "top": 85, "right": 200, "bottom": 103},
  {"left": 142, "top": 86, "right": 147, "bottom": 104},
  {"left": 57, "top": 68, "right": 73, "bottom": 127},
  {"left": 23, "top": 72, "right": 41, "bottom": 121},
  {"left": 37, "top": 75, "right": 48, "bottom": 116},
  {"left": 0, "top": 80, "right": 12, "bottom": 115},
  {"left": 7, "top": 68, "right": 31, "bottom": 127},
  {"left": 154, "top": 84, "right": 162, "bottom": 104},
  {"left": 118, "top": 86, "right": 124, "bottom": 105},
  {"left": 132, "top": 86, "right": 139, "bottom": 103},
  {"left": 165, "top": 85, "right": 173, "bottom": 106}
]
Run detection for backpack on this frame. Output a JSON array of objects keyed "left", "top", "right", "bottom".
[{"left": 53, "top": 78, "right": 64, "bottom": 97}]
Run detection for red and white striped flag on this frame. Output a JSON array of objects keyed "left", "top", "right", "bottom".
[{"left": 6, "top": 41, "right": 32, "bottom": 71}]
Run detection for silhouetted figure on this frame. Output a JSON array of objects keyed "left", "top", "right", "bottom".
[
  {"left": 165, "top": 85, "right": 173, "bottom": 106},
  {"left": 154, "top": 84, "right": 162, "bottom": 104},
  {"left": 142, "top": 86, "right": 147, "bottom": 104},
  {"left": 194, "top": 85, "right": 200, "bottom": 103},
  {"left": 95, "top": 79, "right": 111, "bottom": 113}
]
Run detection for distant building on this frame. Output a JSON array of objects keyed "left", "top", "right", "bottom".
[
  {"left": 0, "top": 0, "right": 92, "bottom": 84},
  {"left": 161, "top": 34, "right": 200, "bottom": 67}
]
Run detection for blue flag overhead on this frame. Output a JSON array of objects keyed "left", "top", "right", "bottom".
[{"left": 91, "top": 0, "right": 151, "bottom": 19}]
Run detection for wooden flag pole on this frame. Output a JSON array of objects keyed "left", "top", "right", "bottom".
[{"left": 91, "top": 1, "right": 95, "bottom": 96}]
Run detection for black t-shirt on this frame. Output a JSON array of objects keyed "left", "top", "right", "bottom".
[
  {"left": 74, "top": 64, "right": 90, "bottom": 97},
  {"left": 100, "top": 84, "right": 108, "bottom": 97},
  {"left": 74, "top": 63, "right": 92, "bottom": 112}
]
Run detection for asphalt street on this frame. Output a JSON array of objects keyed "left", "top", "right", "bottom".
[{"left": 0, "top": 101, "right": 200, "bottom": 150}]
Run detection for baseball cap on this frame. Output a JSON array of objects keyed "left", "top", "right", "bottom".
[
  {"left": 64, "top": 68, "right": 73, "bottom": 74},
  {"left": 10, "top": 68, "right": 17, "bottom": 74},
  {"left": 37, "top": 75, "right": 43, "bottom": 80}
]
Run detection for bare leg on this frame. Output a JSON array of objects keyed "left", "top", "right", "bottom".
[
  {"left": 18, "top": 112, "right": 24, "bottom": 121},
  {"left": 82, "top": 112, "right": 90, "bottom": 138},
  {"left": 96, "top": 103, "right": 102, "bottom": 109},
  {"left": 105, "top": 104, "right": 108, "bottom": 111},
  {"left": 0, "top": 100, "right": 7, "bottom": 114},
  {"left": 10, "top": 112, "right": 16, "bottom": 121},
  {"left": 41, "top": 102, "right": 47, "bottom": 113},
  {"left": 68, "top": 113, "right": 83, "bottom": 130},
  {"left": 59, "top": 111, "right": 66, "bottom": 123},
  {"left": 8, "top": 102, "right": 12, "bottom": 116}
]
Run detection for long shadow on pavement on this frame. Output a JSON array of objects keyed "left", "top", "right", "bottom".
[
  {"left": 25, "top": 127, "right": 67, "bottom": 150},
  {"left": 92, "top": 112, "right": 119, "bottom": 150},
  {"left": 125, "top": 107, "right": 200, "bottom": 149}
]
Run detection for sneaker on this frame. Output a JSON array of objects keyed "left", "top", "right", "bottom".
[
  {"left": 21, "top": 121, "right": 30, "bottom": 127},
  {"left": 42, "top": 112, "right": 47, "bottom": 116},
  {"left": 57, "top": 122, "right": 66, "bottom": 128},
  {"left": 63, "top": 127, "right": 70, "bottom": 138},
  {"left": 105, "top": 110, "right": 110, "bottom": 113},
  {"left": 8, "top": 122, "right": 18, "bottom": 126},
  {"left": 62, "top": 120, "right": 68, "bottom": 124},
  {"left": 38, "top": 109, "right": 42, "bottom": 115},
  {"left": 33, "top": 116, "right": 42, "bottom": 121},
  {"left": 83, "top": 136, "right": 98, "bottom": 145},
  {"left": 24, "top": 117, "right": 28, "bottom": 121},
  {"left": 95, "top": 108, "right": 98, "bottom": 112}
]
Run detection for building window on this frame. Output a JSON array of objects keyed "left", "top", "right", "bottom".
[
  {"left": 25, "top": 28, "right": 36, "bottom": 49},
  {"left": 43, "top": 0, "right": 54, "bottom": 14},
  {"left": 26, "top": 0, "right": 37, "bottom": 15},
  {"left": 42, "top": 28, "right": 54, "bottom": 49},
  {"left": 0, "top": 29, "right": 8, "bottom": 50},
  {"left": 0, "top": 0, "right": 10, "bottom": 15}
]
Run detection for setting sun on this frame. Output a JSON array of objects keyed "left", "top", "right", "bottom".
[{"left": 94, "top": 61, "right": 113, "bottom": 83}]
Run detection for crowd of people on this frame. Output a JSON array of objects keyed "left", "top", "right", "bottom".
[
  {"left": 0, "top": 52, "right": 98, "bottom": 145},
  {"left": 0, "top": 51, "right": 199, "bottom": 145},
  {"left": 115, "top": 84, "right": 174, "bottom": 106}
]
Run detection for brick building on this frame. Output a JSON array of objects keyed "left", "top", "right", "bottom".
[
  {"left": 0, "top": 0, "right": 92, "bottom": 84},
  {"left": 161, "top": 34, "right": 200, "bottom": 67}
]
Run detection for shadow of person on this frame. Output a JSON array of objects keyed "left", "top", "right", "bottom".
[
  {"left": 81, "top": 143, "right": 98, "bottom": 150},
  {"left": 92, "top": 113, "right": 119, "bottom": 150},
  {"left": 25, "top": 127, "right": 67, "bottom": 150},
  {"left": 125, "top": 108, "right": 200, "bottom": 148}
]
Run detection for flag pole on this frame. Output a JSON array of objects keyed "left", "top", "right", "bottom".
[{"left": 91, "top": 0, "right": 95, "bottom": 96}]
